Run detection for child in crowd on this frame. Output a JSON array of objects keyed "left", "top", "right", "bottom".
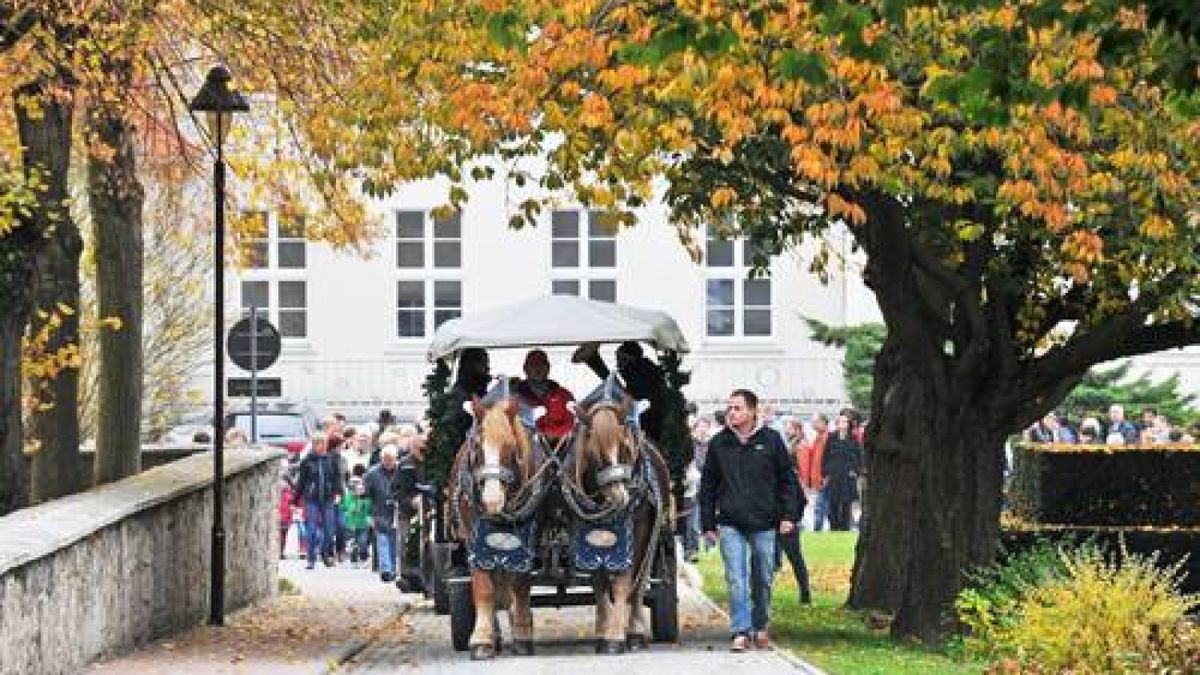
[
  {"left": 341, "top": 466, "right": 373, "bottom": 566},
  {"left": 278, "top": 463, "right": 294, "bottom": 560}
]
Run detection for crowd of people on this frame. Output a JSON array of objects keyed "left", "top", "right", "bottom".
[
  {"left": 1024, "top": 403, "right": 1196, "bottom": 445},
  {"left": 272, "top": 410, "right": 428, "bottom": 585}
]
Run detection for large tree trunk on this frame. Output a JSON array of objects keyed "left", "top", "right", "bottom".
[
  {"left": 845, "top": 192, "right": 1013, "bottom": 643},
  {"left": 848, "top": 335, "right": 1006, "bottom": 642},
  {"left": 1, "top": 84, "right": 75, "bottom": 514},
  {"left": 29, "top": 202, "right": 83, "bottom": 503},
  {"left": 0, "top": 315, "right": 31, "bottom": 514},
  {"left": 88, "top": 92, "right": 145, "bottom": 485}
]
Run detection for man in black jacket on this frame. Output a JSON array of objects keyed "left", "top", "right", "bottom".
[
  {"left": 294, "top": 435, "right": 344, "bottom": 569},
  {"left": 699, "top": 388, "right": 803, "bottom": 652}
]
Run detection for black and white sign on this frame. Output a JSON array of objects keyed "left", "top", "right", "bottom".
[
  {"left": 227, "top": 377, "right": 282, "bottom": 398},
  {"left": 226, "top": 317, "right": 281, "bottom": 371}
]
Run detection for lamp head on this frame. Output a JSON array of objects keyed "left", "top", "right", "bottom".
[{"left": 189, "top": 66, "right": 249, "bottom": 146}]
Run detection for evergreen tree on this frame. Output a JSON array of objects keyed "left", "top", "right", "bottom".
[
  {"left": 805, "top": 318, "right": 885, "bottom": 413},
  {"left": 1058, "top": 362, "right": 1199, "bottom": 429},
  {"left": 808, "top": 317, "right": 1199, "bottom": 430}
]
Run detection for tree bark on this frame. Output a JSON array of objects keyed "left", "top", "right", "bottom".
[
  {"left": 0, "top": 315, "right": 30, "bottom": 515},
  {"left": 88, "top": 90, "right": 145, "bottom": 485},
  {"left": 0, "top": 83, "right": 75, "bottom": 514},
  {"left": 29, "top": 195, "right": 83, "bottom": 503},
  {"left": 848, "top": 336, "right": 1007, "bottom": 642}
]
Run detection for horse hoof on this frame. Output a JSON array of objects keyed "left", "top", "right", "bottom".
[
  {"left": 511, "top": 640, "right": 534, "bottom": 656},
  {"left": 627, "top": 634, "right": 649, "bottom": 650},
  {"left": 596, "top": 639, "right": 626, "bottom": 655},
  {"left": 469, "top": 645, "right": 495, "bottom": 660}
]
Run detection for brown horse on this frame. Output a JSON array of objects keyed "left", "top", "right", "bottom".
[
  {"left": 450, "top": 394, "right": 538, "bottom": 660},
  {"left": 571, "top": 402, "right": 670, "bottom": 653}
]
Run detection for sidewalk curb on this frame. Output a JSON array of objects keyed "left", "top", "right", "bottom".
[
  {"left": 317, "top": 595, "right": 413, "bottom": 674},
  {"left": 682, "top": 561, "right": 828, "bottom": 675}
]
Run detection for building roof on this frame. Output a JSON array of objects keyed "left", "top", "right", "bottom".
[{"left": 426, "top": 294, "right": 689, "bottom": 360}]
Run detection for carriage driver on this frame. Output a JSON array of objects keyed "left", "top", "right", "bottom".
[{"left": 513, "top": 349, "right": 577, "bottom": 445}]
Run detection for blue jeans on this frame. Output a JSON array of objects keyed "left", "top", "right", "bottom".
[
  {"left": 682, "top": 498, "right": 700, "bottom": 556},
  {"left": 304, "top": 500, "right": 339, "bottom": 563},
  {"left": 351, "top": 528, "right": 371, "bottom": 562},
  {"left": 718, "top": 526, "right": 777, "bottom": 635},
  {"left": 811, "top": 489, "right": 829, "bottom": 532},
  {"left": 376, "top": 527, "right": 398, "bottom": 575}
]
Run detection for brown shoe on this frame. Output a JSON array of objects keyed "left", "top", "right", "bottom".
[
  {"left": 754, "top": 630, "right": 770, "bottom": 649},
  {"left": 730, "top": 634, "right": 749, "bottom": 652}
]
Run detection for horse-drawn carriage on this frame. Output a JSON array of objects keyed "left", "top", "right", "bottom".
[{"left": 414, "top": 295, "right": 689, "bottom": 658}]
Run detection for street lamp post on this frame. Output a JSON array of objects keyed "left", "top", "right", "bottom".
[{"left": 189, "top": 65, "right": 249, "bottom": 627}]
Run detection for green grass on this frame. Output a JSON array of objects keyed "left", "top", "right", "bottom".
[{"left": 697, "top": 531, "right": 984, "bottom": 675}]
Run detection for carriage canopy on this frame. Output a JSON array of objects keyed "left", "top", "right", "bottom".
[{"left": 426, "top": 295, "right": 690, "bottom": 361}]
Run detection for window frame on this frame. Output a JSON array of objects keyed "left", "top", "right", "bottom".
[
  {"left": 395, "top": 209, "right": 463, "bottom": 340},
  {"left": 703, "top": 229, "right": 774, "bottom": 339},
  {"left": 549, "top": 209, "right": 619, "bottom": 302},
  {"left": 237, "top": 210, "right": 308, "bottom": 342}
]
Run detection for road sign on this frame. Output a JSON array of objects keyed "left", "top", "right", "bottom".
[
  {"left": 227, "top": 377, "right": 282, "bottom": 398},
  {"left": 226, "top": 316, "right": 281, "bottom": 371}
]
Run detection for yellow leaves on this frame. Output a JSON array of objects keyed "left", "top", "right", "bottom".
[
  {"left": 1089, "top": 85, "right": 1118, "bottom": 107},
  {"left": 579, "top": 93, "right": 613, "bottom": 129},
  {"left": 825, "top": 193, "right": 866, "bottom": 225},
  {"left": 598, "top": 64, "right": 649, "bottom": 93},
  {"left": 710, "top": 187, "right": 737, "bottom": 209},
  {"left": 1060, "top": 230, "right": 1104, "bottom": 283},
  {"left": 1066, "top": 58, "right": 1104, "bottom": 83},
  {"left": 1139, "top": 215, "right": 1175, "bottom": 240}
]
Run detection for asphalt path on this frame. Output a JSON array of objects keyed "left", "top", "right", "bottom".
[{"left": 340, "top": 565, "right": 821, "bottom": 675}]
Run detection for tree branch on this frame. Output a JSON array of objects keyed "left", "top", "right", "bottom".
[
  {"left": 858, "top": 191, "right": 953, "bottom": 398},
  {"left": 0, "top": 5, "right": 35, "bottom": 52}
]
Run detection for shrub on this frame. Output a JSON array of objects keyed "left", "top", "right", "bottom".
[{"left": 957, "top": 540, "right": 1198, "bottom": 673}]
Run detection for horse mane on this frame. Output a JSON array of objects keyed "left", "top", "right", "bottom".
[
  {"left": 578, "top": 405, "right": 630, "bottom": 487},
  {"left": 480, "top": 401, "right": 532, "bottom": 482}
]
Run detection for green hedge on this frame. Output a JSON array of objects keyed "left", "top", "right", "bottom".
[{"left": 1010, "top": 444, "right": 1200, "bottom": 527}]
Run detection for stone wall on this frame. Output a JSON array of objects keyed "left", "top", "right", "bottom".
[
  {"left": 0, "top": 447, "right": 284, "bottom": 675},
  {"left": 23, "top": 445, "right": 212, "bottom": 492}
]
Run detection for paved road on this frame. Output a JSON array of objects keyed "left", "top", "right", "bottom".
[
  {"left": 341, "top": 565, "right": 819, "bottom": 675},
  {"left": 86, "top": 554, "right": 820, "bottom": 675}
]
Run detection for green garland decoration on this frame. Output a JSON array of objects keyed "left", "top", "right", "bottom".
[
  {"left": 421, "top": 358, "right": 454, "bottom": 492},
  {"left": 657, "top": 349, "right": 693, "bottom": 508}
]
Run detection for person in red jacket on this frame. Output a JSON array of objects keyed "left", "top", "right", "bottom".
[
  {"left": 278, "top": 466, "right": 295, "bottom": 560},
  {"left": 513, "top": 349, "right": 576, "bottom": 443},
  {"left": 797, "top": 413, "right": 829, "bottom": 531}
]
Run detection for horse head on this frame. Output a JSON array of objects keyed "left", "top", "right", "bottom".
[
  {"left": 468, "top": 378, "right": 532, "bottom": 516},
  {"left": 577, "top": 399, "right": 638, "bottom": 512}
]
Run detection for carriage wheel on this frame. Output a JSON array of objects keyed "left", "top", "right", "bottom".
[
  {"left": 650, "top": 539, "right": 680, "bottom": 642},
  {"left": 448, "top": 567, "right": 475, "bottom": 652},
  {"left": 423, "top": 539, "right": 452, "bottom": 615}
]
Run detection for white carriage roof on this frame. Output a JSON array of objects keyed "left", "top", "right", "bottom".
[{"left": 426, "top": 294, "right": 690, "bottom": 361}]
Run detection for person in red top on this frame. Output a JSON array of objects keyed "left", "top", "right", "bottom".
[
  {"left": 797, "top": 413, "right": 829, "bottom": 531},
  {"left": 278, "top": 465, "right": 295, "bottom": 560},
  {"left": 513, "top": 349, "right": 577, "bottom": 442}
]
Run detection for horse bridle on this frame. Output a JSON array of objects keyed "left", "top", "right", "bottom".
[{"left": 465, "top": 431, "right": 521, "bottom": 494}]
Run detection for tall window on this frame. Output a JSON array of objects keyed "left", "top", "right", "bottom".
[
  {"left": 277, "top": 216, "right": 306, "bottom": 269},
  {"left": 278, "top": 281, "right": 307, "bottom": 338},
  {"left": 242, "top": 211, "right": 269, "bottom": 268},
  {"left": 238, "top": 211, "right": 308, "bottom": 339},
  {"left": 550, "top": 209, "right": 617, "bottom": 302},
  {"left": 705, "top": 234, "right": 772, "bottom": 337},
  {"left": 396, "top": 210, "right": 463, "bottom": 338},
  {"left": 239, "top": 279, "right": 307, "bottom": 338}
]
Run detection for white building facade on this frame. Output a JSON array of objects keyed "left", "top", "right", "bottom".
[{"left": 223, "top": 172, "right": 881, "bottom": 421}]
